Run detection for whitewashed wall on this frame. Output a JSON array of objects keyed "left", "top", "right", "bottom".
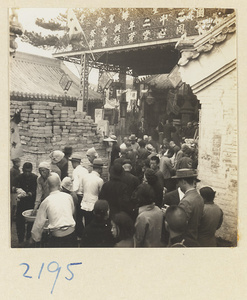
[
  {"left": 197, "top": 69, "right": 237, "bottom": 244},
  {"left": 178, "top": 32, "right": 237, "bottom": 244}
]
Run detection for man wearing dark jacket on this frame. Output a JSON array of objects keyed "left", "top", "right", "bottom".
[
  {"left": 198, "top": 187, "right": 223, "bottom": 247},
  {"left": 99, "top": 163, "right": 131, "bottom": 218},
  {"left": 121, "top": 159, "right": 140, "bottom": 198},
  {"left": 15, "top": 162, "right": 37, "bottom": 245},
  {"left": 165, "top": 205, "right": 199, "bottom": 247},
  {"left": 81, "top": 200, "right": 115, "bottom": 247},
  {"left": 162, "top": 187, "right": 185, "bottom": 207},
  {"left": 172, "top": 169, "right": 204, "bottom": 242}
]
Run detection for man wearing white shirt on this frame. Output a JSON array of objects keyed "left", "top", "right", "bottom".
[
  {"left": 81, "top": 158, "right": 104, "bottom": 226},
  {"left": 69, "top": 153, "right": 88, "bottom": 238},
  {"left": 69, "top": 153, "right": 88, "bottom": 199},
  {"left": 30, "top": 173, "right": 76, "bottom": 247}
]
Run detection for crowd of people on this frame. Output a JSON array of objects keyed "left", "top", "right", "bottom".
[{"left": 10, "top": 123, "right": 223, "bottom": 248}]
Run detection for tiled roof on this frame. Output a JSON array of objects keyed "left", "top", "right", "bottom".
[
  {"left": 10, "top": 51, "right": 102, "bottom": 102},
  {"left": 175, "top": 12, "right": 236, "bottom": 66},
  {"left": 142, "top": 73, "right": 175, "bottom": 90}
]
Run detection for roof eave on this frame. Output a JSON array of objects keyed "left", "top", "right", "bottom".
[
  {"left": 176, "top": 13, "right": 236, "bottom": 67},
  {"left": 176, "top": 12, "right": 236, "bottom": 52}
]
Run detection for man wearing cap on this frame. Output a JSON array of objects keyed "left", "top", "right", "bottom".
[
  {"left": 144, "top": 168, "right": 163, "bottom": 208},
  {"left": 31, "top": 173, "right": 76, "bottom": 247},
  {"left": 99, "top": 163, "right": 130, "bottom": 218},
  {"left": 10, "top": 157, "right": 21, "bottom": 222},
  {"left": 15, "top": 162, "right": 37, "bottom": 245},
  {"left": 123, "top": 135, "right": 138, "bottom": 175},
  {"left": 10, "top": 158, "right": 21, "bottom": 191},
  {"left": 32, "top": 161, "right": 53, "bottom": 215},
  {"left": 160, "top": 148, "right": 176, "bottom": 192},
  {"left": 129, "top": 134, "right": 140, "bottom": 152},
  {"left": 104, "top": 135, "right": 120, "bottom": 169},
  {"left": 86, "top": 147, "right": 98, "bottom": 164},
  {"left": 110, "top": 135, "right": 120, "bottom": 167},
  {"left": 86, "top": 147, "right": 99, "bottom": 173},
  {"left": 173, "top": 169, "right": 204, "bottom": 242},
  {"left": 121, "top": 159, "right": 140, "bottom": 200},
  {"left": 54, "top": 150, "right": 70, "bottom": 180},
  {"left": 80, "top": 158, "right": 104, "bottom": 226},
  {"left": 69, "top": 153, "right": 88, "bottom": 236},
  {"left": 60, "top": 177, "right": 79, "bottom": 219},
  {"left": 49, "top": 150, "right": 65, "bottom": 178},
  {"left": 69, "top": 153, "right": 88, "bottom": 199},
  {"left": 174, "top": 143, "right": 189, "bottom": 169},
  {"left": 198, "top": 187, "right": 223, "bottom": 247},
  {"left": 150, "top": 156, "right": 164, "bottom": 188},
  {"left": 147, "top": 144, "right": 157, "bottom": 160},
  {"left": 60, "top": 177, "right": 80, "bottom": 242},
  {"left": 176, "top": 147, "right": 193, "bottom": 170}
]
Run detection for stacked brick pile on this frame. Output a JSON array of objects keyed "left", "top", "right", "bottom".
[{"left": 10, "top": 101, "right": 109, "bottom": 178}]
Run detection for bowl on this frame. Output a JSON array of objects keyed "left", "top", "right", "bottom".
[{"left": 22, "top": 209, "right": 37, "bottom": 222}]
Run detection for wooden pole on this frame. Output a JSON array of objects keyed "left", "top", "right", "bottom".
[
  {"left": 78, "top": 53, "right": 89, "bottom": 113},
  {"left": 119, "top": 67, "right": 127, "bottom": 137}
]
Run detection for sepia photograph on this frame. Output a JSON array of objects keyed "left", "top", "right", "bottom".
[{"left": 9, "top": 7, "right": 237, "bottom": 249}]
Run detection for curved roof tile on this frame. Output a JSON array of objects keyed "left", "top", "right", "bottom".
[
  {"left": 176, "top": 13, "right": 236, "bottom": 67},
  {"left": 10, "top": 51, "right": 102, "bottom": 102}
]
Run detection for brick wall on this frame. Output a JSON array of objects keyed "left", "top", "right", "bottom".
[
  {"left": 197, "top": 69, "right": 237, "bottom": 245},
  {"left": 10, "top": 100, "right": 110, "bottom": 181}
]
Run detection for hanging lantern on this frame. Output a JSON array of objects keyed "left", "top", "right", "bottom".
[
  {"left": 9, "top": 8, "right": 23, "bottom": 57},
  {"left": 59, "top": 74, "right": 73, "bottom": 91}
]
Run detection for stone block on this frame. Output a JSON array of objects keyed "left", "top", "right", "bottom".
[
  {"left": 53, "top": 114, "right": 61, "bottom": 119},
  {"left": 29, "top": 114, "right": 39, "bottom": 118},
  {"left": 32, "top": 105, "right": 49, "bottom": 110}
]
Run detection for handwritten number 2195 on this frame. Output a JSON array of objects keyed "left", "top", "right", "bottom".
[{"left": 19, "top": 262, "right": 82, "bottom": 294}]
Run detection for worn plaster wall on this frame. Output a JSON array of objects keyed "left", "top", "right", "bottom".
[{"left": 197, "top": 69, "right": 237, "bottom": 245}]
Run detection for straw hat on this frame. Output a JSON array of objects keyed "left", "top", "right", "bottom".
[
  {"left": 92, "top": 158, "right": 104, "bottom": 167},
  {"left": 61, "top": 177, "right": 73, "bottom": 192},
  {"left": 69, "top": 153, "right": 81, "bottom": 162},
  {"left": 129, "top": 134, "right": 137, "bottom": 141}
]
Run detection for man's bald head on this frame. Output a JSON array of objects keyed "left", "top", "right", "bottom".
[
  {"left": 47, "top": 173, "right": 61, "bottom": 192},
  {"left": 165, "top": 206, "right": 188, "bottom": 234}
]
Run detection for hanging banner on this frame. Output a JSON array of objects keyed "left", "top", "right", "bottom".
[{"left": 10, "top": 119, "right": 23, "bottom": 160}]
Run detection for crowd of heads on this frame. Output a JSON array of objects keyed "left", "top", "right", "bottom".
[{"left": 11, "top": 117, "right": 223, "bottom": 248}]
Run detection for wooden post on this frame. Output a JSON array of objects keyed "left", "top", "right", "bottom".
[
  {"left": 78, "top": 53, "right": 89, "bottom": 112},
  {"left": 119, "top": 67, "right": 127, "bottom": 137}
]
